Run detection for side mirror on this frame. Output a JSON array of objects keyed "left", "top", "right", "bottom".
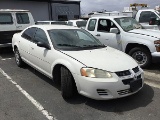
[
  {"left": 149, "top": 17, "right": 156, "bottom": 25},
  {"left": 37, "top": 42, "right": 51, "bottom": 50},
  {"left": 110, "top": 28, "right": 119, "bottom": 34}
]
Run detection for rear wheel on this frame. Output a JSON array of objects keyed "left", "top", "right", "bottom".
[
  {"left": 61, "top": 67, "right": 76, "bottom": 99},
  {"left": 128, "top": 47, "right": 151, "bottom": 68},
  {"left": 14, "top": 48, "right": 24, "bottom": 67}
]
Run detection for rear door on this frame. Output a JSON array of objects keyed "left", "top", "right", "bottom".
[
  {"left": 20, "top": 27, "right": 37, "bottom": 61},
  {"left": 15, "top": 12, "right": 32, "bottom": 31}
]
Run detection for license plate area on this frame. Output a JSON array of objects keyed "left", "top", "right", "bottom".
[{"left": 130, "top": 79, "right": 142, "bottom": 92}]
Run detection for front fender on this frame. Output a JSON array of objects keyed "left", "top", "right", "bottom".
[{"left": 51, "top": 58, "right": 85, "bottom": 92}]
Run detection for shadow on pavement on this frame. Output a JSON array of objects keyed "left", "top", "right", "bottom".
[
  {"left": 143, "top": 63, "right": 160, "bottom": 73},
  {"left": 26, "top": 64, "right": 154, "bottom": 111},
  {"left": 0, "top": 47, "right": 14, "bottom": 58},
  {"left": 66, "top": 84, "right": 154, "bottom": 113}
]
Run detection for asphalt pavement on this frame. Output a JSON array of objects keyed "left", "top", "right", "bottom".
[{"left": 0, "top": 48, "right": 160, "bottom": 120}]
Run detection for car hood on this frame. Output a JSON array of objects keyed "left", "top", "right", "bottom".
[
  {"left": 61, "top": 47, "right": 138, "bottom": 72},
  {"left": 128, "top": 29, "right": 160, "bottom": 39}
]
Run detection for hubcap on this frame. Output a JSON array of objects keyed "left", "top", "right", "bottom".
[{"left": 132, "top": 51, "right": 147, "bottom": 66}]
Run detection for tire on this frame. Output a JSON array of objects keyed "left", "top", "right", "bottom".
[
  {"left": 61, "top": 67, "right": 76, "bottom": 99},
  {"left": 128, "top": 47, "right": 151, "bottom": 68},
  {"left": 14, "top": 48, "right": 24, "bottom": 67}
]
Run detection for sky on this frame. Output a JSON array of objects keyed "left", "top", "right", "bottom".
[{"left": 80, "top": 0, "right": 160, "bottom": 15}]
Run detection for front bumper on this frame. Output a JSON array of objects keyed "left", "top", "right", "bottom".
[
  {"left": 74, "top": 68, "right": 144, "bottom": 100},
  {"left": 151, "top": 52, "right": 160, "bottom": 63}
]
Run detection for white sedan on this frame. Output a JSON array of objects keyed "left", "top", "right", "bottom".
[{"left": 12, "top": 25, "right": 144, "bottom": 100}]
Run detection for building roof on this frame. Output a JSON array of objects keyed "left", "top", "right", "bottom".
[{"left": 3, "top": 0, "right": 81, "bottom": 2}]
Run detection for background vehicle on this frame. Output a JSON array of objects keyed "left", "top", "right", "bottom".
[
  {"left": 67, "top": 19, "right": 87, "bottom": 28},
  {"left": 86, "top": 16, "right": 160, "bottom": 68},
  {"left": 35, "top": 21, "right": 67, "bottom": 25},
  {"left": 134, "top": 9, "right": 160, "bottom": 30},
  {"left": 0, "top": 9, "right": 34, "bottom": 47},
  {"left": 12, "top": 25, "right": 143, "bottom": 100}
]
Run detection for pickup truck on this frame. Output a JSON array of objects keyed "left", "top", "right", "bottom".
[
  {"left": 85, "top": 16, "right": 160, "bottom": 68},
  {"left": 0, "top": 9, "right": 35, "bottom": 47},
  {"left": 123, "top": 9, "right": 160, "bottom": 30}
]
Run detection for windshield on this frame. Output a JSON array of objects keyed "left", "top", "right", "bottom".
[
  {"left": 156, "top": 11, "right": 160, "bottom": 16},
  {"left": 48, "top": 29, "right": 105, "bottom": 50},
  {"left": 114, "top": 17, "right": 143, "bottom": 32},
  {"left": 76, "top": 21, "right": 87, "bottom": 27}
]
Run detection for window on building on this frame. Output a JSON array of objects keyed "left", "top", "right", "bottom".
[
  {"left": 21, "top": 27, "right": 36, "bottom": 41},
  {"left": 87, "top": 19, "right": 97, "bottom": 31},
  {"left": 74, "top": 15, "right": 79, "bottom": 19},
  {"left": 58, "top": 15, "right": 68, "bottom": 21},
  {"left": 139, "top": 11, "right": 158, "bottom": 23},
  {"left": 16, "top": 13, "right": 30, "bottom": 24},
  {"left": 0, "top": 13, "right": 13, "bottom": 24}
]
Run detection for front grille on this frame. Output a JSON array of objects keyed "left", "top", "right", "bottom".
[
  {"left": 122, "top": 75, "right": 141, "bottom": 85},
  {"left": 115, "top": 70, "right": 131, "bottom": 77},
  {"left": 97, "top": 89, "right": 108, "bottom": 96},
  {"left": 117, "top": 89, "right": 131, "bottom": 95},
  {"left": 122, "top": 78, "right": 134, "bottom": 85},
  {"left": 132, "top": 66, "right": 139, "bottom": 73}
]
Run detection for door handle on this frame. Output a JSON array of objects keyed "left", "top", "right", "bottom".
[{"left": 95, "top": 34, "right": 100, "bottom": 37}]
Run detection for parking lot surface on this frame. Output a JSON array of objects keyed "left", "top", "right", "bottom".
[{"left": 0, "top": 48, "right": 160, "bottom": 120}]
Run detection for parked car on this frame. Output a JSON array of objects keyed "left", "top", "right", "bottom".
[
  {"left": 86, "top": 16, "right": 160, "bottom": 68},
  {"left": 0, "top": 9, "right": 35, "bottom": 47},
  {"left": 12, "top": 25, "right": 144, "bottom": 100},
  {"left": 67, "top": 19, "right": 87, "bottom": 28},
  {"left": 35, "top": 21, "right": 67, "bottom": 25}
]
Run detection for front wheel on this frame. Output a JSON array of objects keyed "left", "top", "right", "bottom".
[
  {"left": 128, "top": 47, "right": 151, "bottom": 68},
  {"left": 61, "top": 67, "right": 76, "bottom": 99},
  {"left": 14, "top": 48, "right": 24, "bottom": 67}
]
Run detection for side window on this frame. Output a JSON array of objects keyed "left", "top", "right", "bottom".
[
  {"left": 68, "top": 22, "right": 73, "bottom": 26},
  {"left": 34, "top": 28, "right": 49, "bottom": 44},
  {"left": 0, "top": 13, "right": 13, "bottom": 24},
  {"left": 88, "top": 19, "right": 97, "bottom": 31},
  {"left": 77, "top": 31, "right": 93, "bottom": 41},
  {"left": 21, "top": 27, "right": 36, "bottom": 41},
  {"left": 139, "top": 11, "right": 158, "bottom": 23},
  {"left": 16, "top": 13, "right": 30, "bottom": 24},
  {"left": 97, "top": 19, "right": 116, "bottom": 32}
]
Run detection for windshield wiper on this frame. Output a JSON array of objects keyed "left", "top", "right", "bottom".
[
  {"left": 83, "top": 45, "right": 106, "bottom": 48},
  {"left": 57, "top": 44, "right": 81, "bottom": 47}
]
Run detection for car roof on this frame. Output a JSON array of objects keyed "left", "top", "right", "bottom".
[
  {"left": 30, "top": 25, "right": 81, "bottom": 30},
  {"left": 68, "top": 19, "right": 85, "bottom": 22},
  {"left": 90, "top": 16, "right": 128, "bottom": 19},
  {"left": 0, "top": 9, "right": 29, "bottom": 12}
]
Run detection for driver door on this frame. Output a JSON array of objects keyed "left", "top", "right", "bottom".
[
  {"left": 29, "top": 28, "right": 53, "bottom": 75},
  {"left": 95, "top": 19, "right": 122, "bottom": 50}
]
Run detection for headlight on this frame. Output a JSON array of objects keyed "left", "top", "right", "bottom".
[
  {"left": 80, "top": 68, "right": 112, "bottom": 78},
  {"left": 154, "top": 40, "right": 160, "bottom": 52}
]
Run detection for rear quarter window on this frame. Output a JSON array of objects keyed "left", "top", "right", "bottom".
[{"left": 0, "top": 13, "right": 13, "bottom": 24}]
